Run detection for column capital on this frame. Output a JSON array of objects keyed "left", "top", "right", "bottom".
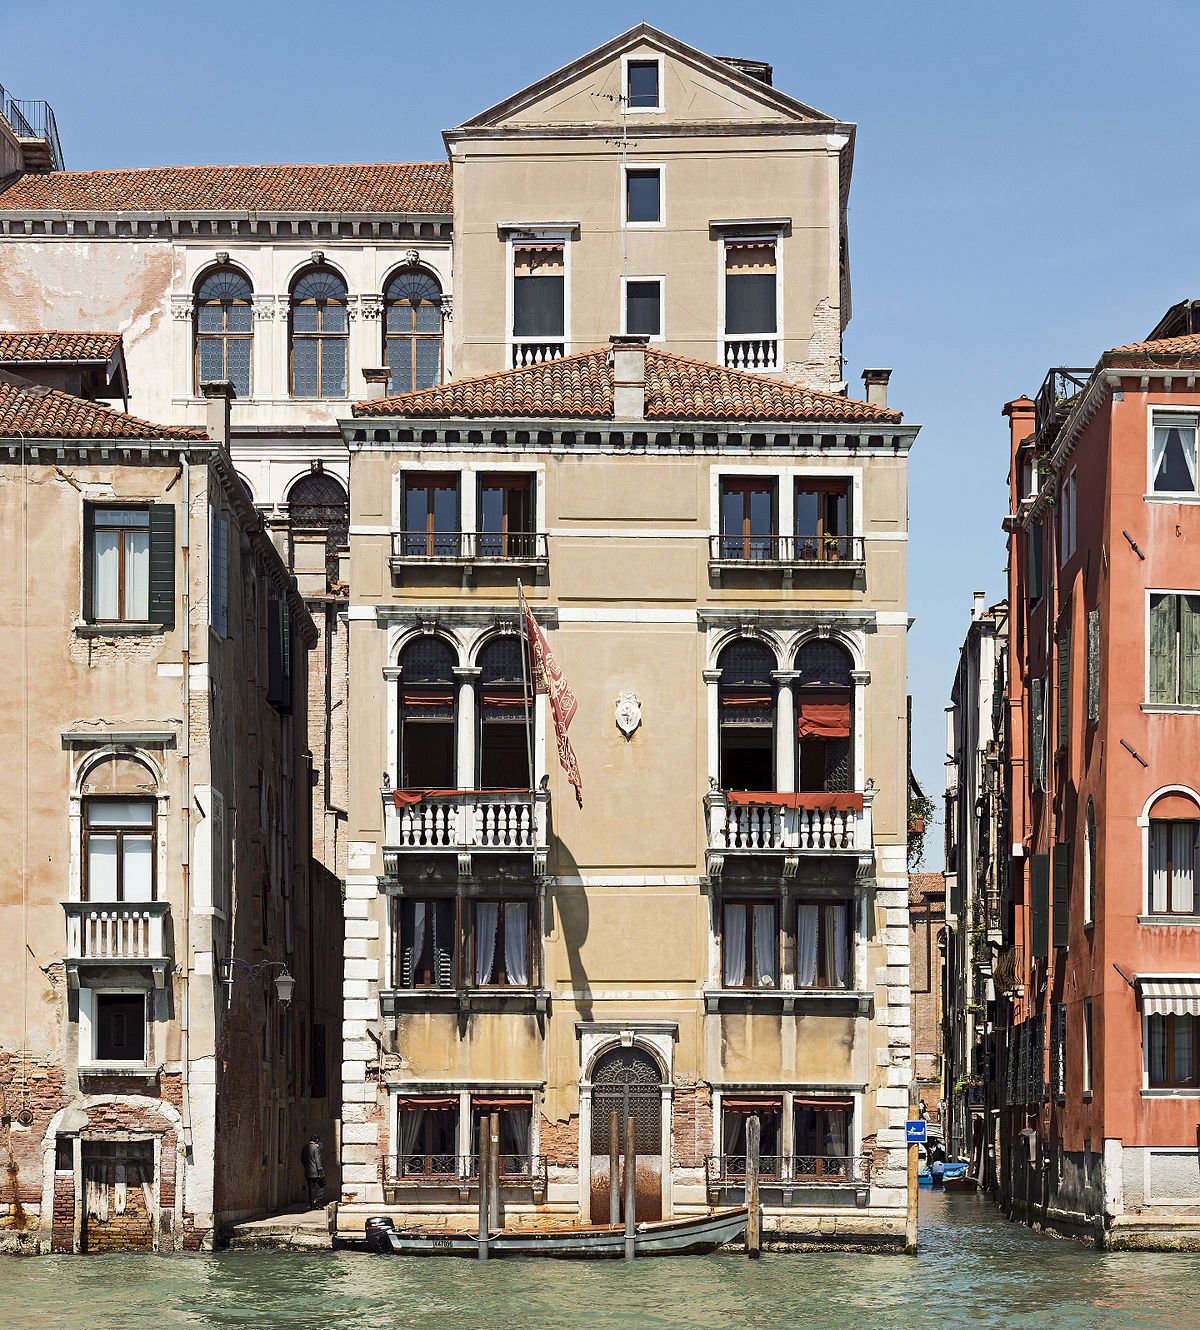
[
  {"left": 703, "top": 669, "right": 723, "bottom": 684},
  {"left": 453, "top": 666, "right": 482, "bottom": 680},
  {"left": 850, "top": 670, "right": 871, "bottom": 685},
  {"left": 771, "top": 670, "right": 800, "bottom": 684}
]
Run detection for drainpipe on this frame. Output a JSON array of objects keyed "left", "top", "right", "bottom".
[{"left": 178, "top": 447, "right": 193, "bottom": 1156}]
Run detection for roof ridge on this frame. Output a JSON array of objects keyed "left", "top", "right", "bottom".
[
  {"left": 645, "top": 345, "right": 884, "bottom": 411},
  {"left": 12, "top": 160, "right": 449, "bottom": 177},
  {"left": 0, "top": 373, "right": 206, "bottom": 439}
]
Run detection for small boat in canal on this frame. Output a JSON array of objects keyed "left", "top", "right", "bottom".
[{"left": 364, "top": 1206, "right": 749, "bottom": 1259}]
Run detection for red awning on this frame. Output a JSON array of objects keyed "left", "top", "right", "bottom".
[
  {"left": 797, "top": 693, "right": 851, "bottom": 739},
  {"left": 392, "top": 788, "right": 527, "bottom": 809},
  {"left": 726, "top": 792, "right": 863, "bottom": 811},
  {"left": 721, "top": 691, "right": 773, "bottom": 708},
  {"left": 471, "top": 1095, "right": 533, "bottom": 1111},
  {"left": 401, "top": 688, "right": 455, "bottom": 707},
  {"left": 396, "top": 1095, "right": 457, "bottom": 1111},
  {"left": 722, "top": 1097, "right": 783, "bottom": 1113},
  {"left": 792, "top": 1097, "right": 854, "bottom": 1110},
  {"left": 480, "top": 689, "right": 526, "bottom": 710}
]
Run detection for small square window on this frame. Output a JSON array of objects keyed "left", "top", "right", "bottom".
[
  {"left": 624, "top": 279, "right": 661, "bottom": 337},
  {"left": 627, "top": 60, "right": 660, "bottom": 110},
  {"left": 626, "top": 169, "right": 661, "bottom": 224},
  {"left": 1151, "top": 414, "right": 1199, "bottom": 494},
  {"left": 55, "top": 1136, "right": 74, "bottom": 1172},
  {"left": 91, "top": 507, "right": 151, "bottom": 622}
]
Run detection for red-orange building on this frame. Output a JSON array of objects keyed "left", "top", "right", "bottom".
[{"left": 997, "top": 305, "right": 1200, "bottom": 1247}]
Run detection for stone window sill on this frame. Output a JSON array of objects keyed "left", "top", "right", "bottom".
[
  {"left": 1140, "top": 1088, "right": 1200, "bottom": 1098},
  {"left": 78, "top": 1063, "right": 160, "bottom": 1086},
  {"left": 704, "top": 988, "right": 873, "bottom": 1017},
  {"left": 74, "top": 622, "right": 164, "bottom": 638},
  {"left": 1138, "top": 915, "right": 1200, "bottom": 927},
  {"left": 1141, "top": 703, "right": 1200, "bottom": 715}
]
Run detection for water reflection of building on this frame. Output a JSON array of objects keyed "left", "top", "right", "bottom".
[
  {"left": 988, "top": 309, "right": 1200, "bottom": 1247},
  {"left": 333, "top": 27, "right": 918, "bottom": 1249}
]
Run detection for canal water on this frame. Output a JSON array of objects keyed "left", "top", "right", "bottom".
[{"left": 3, "top": 1194, "right": 1200, "bottom": 1330}]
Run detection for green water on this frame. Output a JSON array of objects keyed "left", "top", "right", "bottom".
[{"left": 3, "top": 1195, "right": 1199, "bottom": 1330}]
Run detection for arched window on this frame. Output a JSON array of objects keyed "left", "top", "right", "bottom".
[
  {"left": 1084, "top": 797, "right": 1097, "bottom": 925},
  {"left": 290, "top": 268, "right": 348, "bottom": 398},
  {"left": 398, "top": 637, "right": 456, "bottom": 789},
  {"left": 717, "top": 639, "right": 776, "bottom": 792},
  {"left": 288, "top": 472, "right": 349, "bottom": 587},
  {"left": 80, "top": 756, "right": 158, "bottom": 902},
  {"left": 477, "top": 636, "right": 530, "bottom": 788},
  {"left": 385, "top": 268, "right": 443, "bottom": 395},
  {"left": 795, "top": 641, "right": 853, "bottom": 793},
  {"left": 1146, "top": 790, "right": 1200, "bottom": 917},
  {"left": 589, "top": 1046, "right": 664, "bottom": 1222},
  {"left": 195, "top": 268, "right": 253, "bottom": 397}
]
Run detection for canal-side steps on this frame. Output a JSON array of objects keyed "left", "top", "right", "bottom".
[{"left": 223, "top": 1204, "right": 336, "bottom": 1251}]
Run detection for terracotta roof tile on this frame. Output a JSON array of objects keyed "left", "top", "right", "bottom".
[
  {"left": 0, "top": 162, "right": 452, "bottom": 215},
  {"left": 0, "top": 373, "right": 204, "bottom": 441},
  {"left": 1109, "top": 332, "right": 1200, "bottom": 357},
  {"left": 909, "top": 872, "right": 945, "bottom": 905},
  {"left": 354, "top": 347, "right": 902, "bottom": 423},
  {"left": 0, "top": 330, "right": 122, "bottom": 363}
]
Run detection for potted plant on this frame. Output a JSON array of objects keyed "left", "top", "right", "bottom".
[{"left": 823, "top": 533, "right": 842, "bottom": 562}]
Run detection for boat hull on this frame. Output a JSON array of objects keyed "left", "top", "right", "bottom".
[{"left": 378, "top": 1206, "right": 749, "bottom": 1258}]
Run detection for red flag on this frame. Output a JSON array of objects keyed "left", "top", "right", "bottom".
[{"left": 522, "top": 590, "right": 582, "bottom": 807}]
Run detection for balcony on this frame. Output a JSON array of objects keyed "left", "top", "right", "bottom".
[
  {"left": 390, "top": 530, "right": 548, "bottom": 576},
  {"left": 382, "top": 788, "right": 549, "bottom": 879},
  {"left": 705, "top": 1154, "right": 871, "bottom": 1198},
  {"left": 383, "top": 1153, "right": 547, "bottom": 1197},
  {"left": 1033, "top": 368, "right": 1091, "bottom": 451},
  {"left": 0, "top": 84, "right": 64, "bottom": 172},
  {"left": 722, "top": 336, "right": 779, "bottom": 372},
  {"left": 705, "top": 790, "right": 872, "bottom": 876},
  {"left": 511, "top": 339, "right": 566, "bottom": 368},
  {"left": 63, "top": 900, "right": 170, "bottom": 987},
  {"left": 709, "top": 534, "right": 865, "bottom": 581}
]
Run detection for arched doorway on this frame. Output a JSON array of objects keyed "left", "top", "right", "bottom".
[{"left": 589, "top": 1046, "right": 663, "bottom": 1222}]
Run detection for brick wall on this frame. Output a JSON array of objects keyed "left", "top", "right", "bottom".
[
  {"left": 84, "top": 1177, "right": 153, "bottom": 1253},
  {"left": 539, "top": 1113, "right": 578, "bottom": 1168},
  {"left": 671, "top": 1084, "right": 713, "bottom": 1169},
  {"left": 51, "top": 1174, "right": 73, "bottom": 1252}
]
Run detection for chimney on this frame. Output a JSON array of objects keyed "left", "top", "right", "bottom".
[
  {"left": 861, "top": 368, "right": 891, "bottom": 409},
  {"left": 973, "top": 591, "right": 986, "bottom": 621},
  {"left": 362, "top": 367, "right": 391, "bottom": 400},
  {"left": 200, "top": 380, "right": 235, "bottom": 445},
  {"left": 610, "top": 335, "right": 648, "bottom": 420}
]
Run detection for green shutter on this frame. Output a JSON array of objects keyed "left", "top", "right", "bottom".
[
  {"left": 1032, "top": 852, "right": 1050, "bottom": 959},
  {"left": 1031, "top": 678, "right": 1045, "bottom": 789},
  {"left": 266, "top": 594, "right": 284, "bottom": 706},
  {"left": 82, "top": 504, "right": 96, "bottom": 622},
  {"left": 1149, "top": 593, "right": 1177, "bottom": 704},
  {"left": 1058, "top": 626, "right": 1071, "bottom": 751},
  {"left": 1087, "top": 607, "right": 1100, "bottom": 720},
  {"left": 1181, "top": 595, "right": 1200, "bottom": 706},
  {"left": 1053, "top": 840, "right": 1071, "bottom": 949},
  {"left": 148, "top": 504, "right": 176, "bottom": 628}
]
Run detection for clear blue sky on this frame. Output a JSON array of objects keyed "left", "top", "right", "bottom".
[{"left": 9, "top": 0, "right": 1199, "bottom": 859}]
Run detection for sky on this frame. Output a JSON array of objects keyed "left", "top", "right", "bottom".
[{"left": 7, "top": 0, "right": 1200, "bottom": 858}]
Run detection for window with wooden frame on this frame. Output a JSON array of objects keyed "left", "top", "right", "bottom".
[
  {"left": 385, "top": 268, "right": 443, "bottom": 394},
  {"left": 393, "top": 897, "right": 457, "bottom": 989},
  {"left": 401, "top": 474, "right": 460, "bottom": 558},
  {"left": 794, "top": 479, "right": 851, "bottom": 561},
  {"left": 397, "top": 636, "right": 457, "bottom": 790},
  {"left": 477, "top": 636, "right": 530, "bottom": 789},
  {"left": 84, "top": 798, "right": 155, "bottom": 901},
  {"left": 1148, "top": 593, "right": 1200, "bottom": 706},
  {"left": 394, "top": 1096, "right": 458, "bottom": 1177},
  {"left": 625, "top": 59, "right": 661, "bottom": 110},
  {"left": 1150, "top": 412, "right": 1199, "bottom": 495},
  {"left": 795, "top": 641, "right": 853, "bottom": 795},
  {"left": 1148, "top": 819, "right": 1199, "bottom": 915},
  {"left": 512, "top": 244, "right": 565, "bottom": 340},
  {"left": 1148, "top": 1013, "right": 1200, "bottom": 1088},
  {"left": 724, "top": 241, "right": 777, "bottom": 338},
  {"left": 717, "top": 638, "right": 776, "bottom": 792},
  {"left": 721, "top": 1097, "right": 781, "bottom": 1176},
  {"left": 793, "top": 1099, "right": 852, "bottom": 1175},
  {"left": 624, "top": 167, "right": 661, "bottom": 224},
  {"left": 470, "top": 898, "right": 536, "bottom": 988},
  {"left": 470, "top": 1096, "right": 534, "bottom": 1175},
  {"left": 195, "top": 268, "right": 252, "bottom": 397},
  {"left": 719, "top": 477, "right": 777, "bottom": 561},
  {"left": 795, "top": 900, "right": 852, "bottom": 988},
  {"left": 289, "top": 268, "right": 348, "bottom": 398},
  {"left": 721, "top": 899, "right": 779, "bottom": 988},
  {"left": 477, "top": 474, "right": 535, "bottom": 559},
  {"left": 87, "top": 507, "right": 150, "bottom": 623}
]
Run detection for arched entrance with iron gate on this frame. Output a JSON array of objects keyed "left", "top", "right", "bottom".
[{"left": 588, "top": 1046, "right": 663, "bottom": 1222}]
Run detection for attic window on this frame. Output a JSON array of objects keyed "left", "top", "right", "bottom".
[{"left": 626, "top": 59, "right": 661, "bottom": 111}]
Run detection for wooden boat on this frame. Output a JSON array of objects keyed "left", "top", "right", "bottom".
[
  {"left": 943, "top": 1173, "right": 978, "bottom": 1193},
  {"left": 365, "top": 1206, "right": 749, "bottom": 1258}
]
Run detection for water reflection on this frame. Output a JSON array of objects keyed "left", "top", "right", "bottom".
[{"left": 3, "top": 1194, "right": 1200, "bottom": 1330}]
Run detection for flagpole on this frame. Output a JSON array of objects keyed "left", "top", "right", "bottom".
[{"left": 517, "top": 579, "right": 536, "bottom": 795}]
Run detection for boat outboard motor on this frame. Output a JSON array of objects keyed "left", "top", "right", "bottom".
[{"left": 364, "top": 1216, "right": 397, "bottom": 1253}]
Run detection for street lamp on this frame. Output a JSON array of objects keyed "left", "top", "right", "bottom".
[{"left": 222, "top": 958, "right": 297, "bottom": 1008}]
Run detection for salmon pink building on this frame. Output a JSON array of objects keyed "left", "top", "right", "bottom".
[{"left": 996, "top": 307, "right": 1200, "bottom": 1247}]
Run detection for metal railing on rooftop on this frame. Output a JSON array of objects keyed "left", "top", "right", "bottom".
[
  {"left": 0, "top": 84, "right": 64, "bottom": 171},
  {"left": 1033, "top": 368, "right": 1091, "bottom": 450}
]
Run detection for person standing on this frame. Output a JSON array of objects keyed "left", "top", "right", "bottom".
[
  {"left": 928, "top": 1139, "right": 946, "bottom": 1190},
  {"left": 301, "top": 1134, "right": 325, "bottom": 1209}
]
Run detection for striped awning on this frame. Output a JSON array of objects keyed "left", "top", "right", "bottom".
[{"left": 1138, "top": 978, "right": 1200, "bottom": 1016}]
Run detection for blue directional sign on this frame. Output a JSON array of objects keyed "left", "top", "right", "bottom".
[{"left": 905, "top": 1119, "right": 927, "bottom": 1144}]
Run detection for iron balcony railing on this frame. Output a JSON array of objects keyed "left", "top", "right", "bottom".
[
  {"left": 1033, "top": 368, "right": 1091, "bottom": 450},
  {"left": 0, "top": 84, "right": 64, "bottom": 171},
  {"left": 384, "top": 1153, "right": 546, "bottom": 1187},
  {"left": 706, "top": 1154, "right": 870, "bottom": 1188},
  {"left": 709, "top": 534, "right": 864, "bottom": 566},
  {"left": 391, "top": 531, "right": 548, "bottom": 567}
]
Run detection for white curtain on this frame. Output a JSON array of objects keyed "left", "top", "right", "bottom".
[
  {"left": 1173, "top": 823, "right": 1195, "bottom": 913},
  {"left": 407, "top": 902, "right": 426, "bottom": 985},
  {"left": 88, "top": 837, "right": 119, "bottom": 901},
  {"left": 125, "top": 530, "right": 150, "bottom": 620},
  {"left": 94, "top": 531, "right": 120, "bottom": 619},
  {"left": 506, "top": 1106, "right": 532, "bottom": 1159},
  {"left": 124, "top": 836, "right": 154, "bottom": 902},
  {"left": 827, "top": 1108, "right": 848, "bottom": 1157},
  {"left": 723, "top": 903, "right": 747, "bottom": 987},
  {"left": 1154, "top": 423, "right": 1198, "bottom": 490},
  {"left": 503, "top": 902, "right": 529, "bottom": 986},
  {"left": 796, "top": 904, "right": 819, "bottom": 987},
  {"left": 396, "top": 1106, "right": 424, "bottom": 1167},
  {"left": 825, "top": 904, "right": 849, "bottom": 988},
  {"left": 1151, "top": 825, "right": 1168, "bottom": 913},
  {"left": 475, "top": 902, "right": 499, "bottom": 986},
  {"left": 753, "top": 904, "right": 778, "bottom": 987}
]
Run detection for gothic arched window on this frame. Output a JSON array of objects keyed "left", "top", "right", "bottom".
[
  {"left": 288, "top": 472, "right": 348, "bottom": 587},
  {"left": 717, "top": 639, "right": 777, "bottom": 792},
  {"left": 195, "top": 268, "right": 253, "bottom": 397},
  {"left": 385, "top": 268, "right": 443, "bottom": 395}
]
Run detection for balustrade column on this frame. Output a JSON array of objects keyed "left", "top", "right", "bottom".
[
  {"left": 454, "top": 667, "right": 481, "bottom": 790},
  {"left": 772, "top": 671, "right": 798, "bottom": 794}
]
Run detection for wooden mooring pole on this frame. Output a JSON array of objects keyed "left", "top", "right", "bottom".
[
  {"left": 906, "top": 1085, "right": 919, "bottom": 1255},
  {"left": 477, "top": 1115, "right": 490, "bottom": 1260},
  {"left": 745, "top": 1113, "right": 761, "bottom": 1259},
  {"left": 623, "top": 1114, "right": 636, "bottom": 1261},
  {"left": 609, "top": 1109, "right": 621, "bottom": 1226},
  {"left": 488, "top": 1113, "right": 501, "bottom": 1233}
]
